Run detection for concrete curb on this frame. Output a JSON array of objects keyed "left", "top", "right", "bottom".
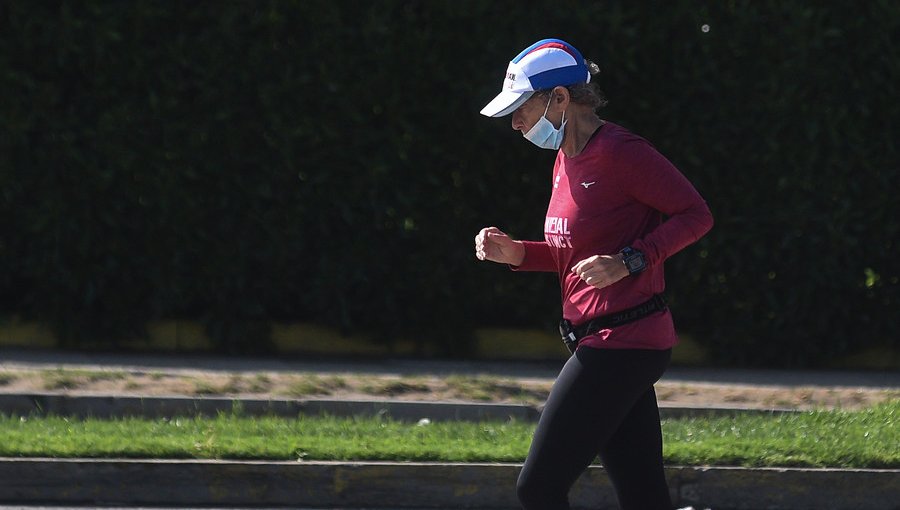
[
  {"left": 0, "top": 458, "right": 897, "bottom": 510},
  {"left": 0, "top": 393, "right": 539, "bottom": 421},
  {"left": 0, "top": 392, "right": 799, "bottom": 421}
]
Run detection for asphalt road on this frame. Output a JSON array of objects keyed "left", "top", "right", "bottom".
[
  {"left": 0, "top": 508, "right": 469, "bottom": 510},
  {"left": 0, "top": 507, "right": 420, "bottom": 510}
]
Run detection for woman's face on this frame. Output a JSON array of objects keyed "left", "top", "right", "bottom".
[{"left": 511, "top": 91, "right": 564, "bottom": 134}]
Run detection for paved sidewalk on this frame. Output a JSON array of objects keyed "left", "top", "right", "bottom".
[
  {"left": 0, "top": 459, "right": 897, "bottom": 510},
  {"left": 2, "top": 347, "right": 899, "bottom": 388}
]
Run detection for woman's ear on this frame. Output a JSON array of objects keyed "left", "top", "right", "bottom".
[{"left": 551, "top": 86, "right": 570, "bottom": 110}]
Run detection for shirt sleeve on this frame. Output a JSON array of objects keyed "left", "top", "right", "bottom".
[
  {"left": 510, "top": 240, "right": 557, "bottom": 272},
  {"left": 615, "top": 140, "right": 714, "bottom": 267}
]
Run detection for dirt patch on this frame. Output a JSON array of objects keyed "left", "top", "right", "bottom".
[{"left": 0, "top": 367, "right": 896, "bottom": 410}]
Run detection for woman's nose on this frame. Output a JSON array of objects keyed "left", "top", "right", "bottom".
[{"left": 511, "top": 111, "right": 524, "bottom": 132}]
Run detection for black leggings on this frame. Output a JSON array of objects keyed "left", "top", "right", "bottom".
[{"left": 517, "top": 346, "right": 673, "bottom": 510}]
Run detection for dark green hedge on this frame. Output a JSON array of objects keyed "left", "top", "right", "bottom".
[{"left": 1, "top": 1, "right": 897, "bottom": 365}]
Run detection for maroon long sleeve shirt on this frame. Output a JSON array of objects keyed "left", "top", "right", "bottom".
[{"left": 515, "top": 122, "right": 714, "bottom": 350}]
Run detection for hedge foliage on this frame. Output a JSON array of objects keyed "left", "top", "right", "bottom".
[{"left": 1, "top": 1, "right": 897, "bottom": 365}]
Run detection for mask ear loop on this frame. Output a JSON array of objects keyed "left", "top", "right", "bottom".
[{"left": 544, "top": 91, "right": 566, "bottom": 127}]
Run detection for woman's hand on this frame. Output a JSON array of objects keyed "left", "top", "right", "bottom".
[
  {"left": 474, "top": 227, "right": 526, "bottom": 266},
  {"left": 571, "top": 254, "right": 629, "bottom": 290}
]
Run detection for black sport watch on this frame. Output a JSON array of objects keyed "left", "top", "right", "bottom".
[{"left": 620, "top": 246, "right": 646, "bottom": 275}]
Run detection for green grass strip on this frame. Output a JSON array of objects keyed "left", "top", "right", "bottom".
[
  {"left": 663, "top": 402, "right": 899, "bottom": 468},
  {"left": 1, "top": 401, "right": 897, "bottom": 468}
]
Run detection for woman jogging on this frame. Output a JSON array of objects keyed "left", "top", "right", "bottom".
[{"left": 474, "top": 38, "right": 714, "bottom": 510}]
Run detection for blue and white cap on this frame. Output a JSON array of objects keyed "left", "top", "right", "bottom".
[{"left": 480, "top": 38, "right": 591, "bottom": 118}]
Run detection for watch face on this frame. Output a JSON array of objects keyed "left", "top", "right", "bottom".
[{"left": 625, "top": 251, "right": 645, "bottom": 273}]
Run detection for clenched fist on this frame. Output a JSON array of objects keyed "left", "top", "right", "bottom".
[
  {"left": 474, "top": 227, "right": 526, "bottom": 266},
  {"left": 571, "top": 253, "right": 629, "bottom": 290}
]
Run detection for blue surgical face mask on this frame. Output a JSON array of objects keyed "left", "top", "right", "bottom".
[{"left": 523, "top": 94, "right": 567, "bottom": 150}]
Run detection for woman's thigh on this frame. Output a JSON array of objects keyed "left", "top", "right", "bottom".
[{"left": 517, "top": 347, "right": 671, "bottom": 499}]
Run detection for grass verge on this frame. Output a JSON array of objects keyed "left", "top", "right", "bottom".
[
  {"left": 1, "top": 401, "right": 896, "bottom": 468},
  {"left": 40, "top": 368, "right": 128, "bottom": 391}
]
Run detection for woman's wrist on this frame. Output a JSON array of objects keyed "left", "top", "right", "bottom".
[{"left": 510, "top": 240, "right": 526, "bottom": 266}]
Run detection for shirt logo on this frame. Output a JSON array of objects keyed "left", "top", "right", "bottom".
[
  {"left": 544, "top": 216, "right": 572, "bottom": 248},
  {"left": 580, "top": 181, "right": 596, "bottom": 189}
]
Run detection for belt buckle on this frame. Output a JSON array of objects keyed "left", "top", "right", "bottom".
[{"left": 558, "top": 319, "right": 578, "bottom": 355}]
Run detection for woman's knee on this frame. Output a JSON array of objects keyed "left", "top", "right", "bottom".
[{"left": 516, "top": 471, "right": 567, "bottom": 510}]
